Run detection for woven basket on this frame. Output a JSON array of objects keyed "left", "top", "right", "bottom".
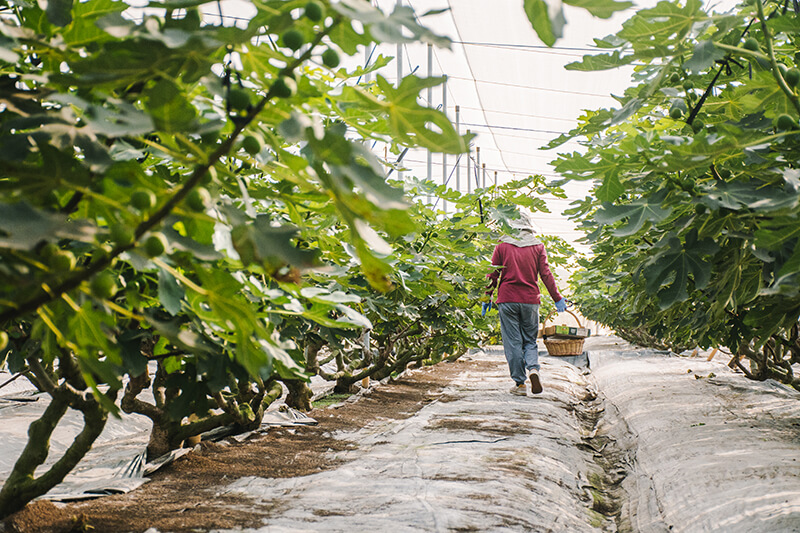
[{"left": 542, "top": 309, "right": 585, "bottom": 357}]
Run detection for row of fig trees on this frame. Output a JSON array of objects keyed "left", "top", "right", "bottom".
[
  {"left": 527, "top": 0, "right": 800, "bottom": 387},
  {"left": 0, "top": 0, "right": 576, "bottom": 518}
]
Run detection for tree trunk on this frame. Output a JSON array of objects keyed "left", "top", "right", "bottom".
[
  {"left": 284, "top": 379, "right": 313, "bottom": 411},
  {"left": 0, "top": 393, "right": 109, "bottom": 519}
]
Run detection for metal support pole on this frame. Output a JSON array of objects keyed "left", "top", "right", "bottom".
[
  {"left": 365, "top": 0, "right": 373, "bottom": 82},
  {"left": 441, "top": 75, "right": 448, "bottom": 213},
  {"left": 364, "top": 45, "right": 371, "bottom": 83},
  {"left": 426, "top": 44, "right": 432, "bottom": 201},
  {"left": 476, "top": 147, "right": 481, "bottom": 190},
  {"left": 396, "top": 0, "right": 403, "bottom": 182},
  {"left": 494, "top": 171, "right": 498, "bottom": 197},
  {"left": 466, "top": 130, "right": 472, "bottom": 194},
  {"left": 455, "top": 105, "right": 460, "bottom": 195},
  {"left": 482, "top": 163, "right": 486, "bottom": 189}
]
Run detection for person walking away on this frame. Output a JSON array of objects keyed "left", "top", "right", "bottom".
[{"left": 485, "top": 214, "right": 567, "bottom": 396}]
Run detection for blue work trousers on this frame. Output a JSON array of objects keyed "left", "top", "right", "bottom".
[{"left": 497, "top": 302, "right": 540, "bottom": 385}]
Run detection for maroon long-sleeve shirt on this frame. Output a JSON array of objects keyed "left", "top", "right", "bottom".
[{"left": 487, "top": 242, "right": 561, "bottom": 304}]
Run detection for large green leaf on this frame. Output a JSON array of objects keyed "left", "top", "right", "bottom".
[
  {"left": 158, "top": 267, "right": 184, "bottom": 316},
  {"left": 594, "top": 197, "right": 672, "bottom": 236},
  {"left": 684, "top": 40, "right": 725, "bottom": 74},
  {"left": 523, "top": 0, "right": 564, "bottom": 47},
  {"left": 642, "top": 235, "right": 718, "bottom": 308},
  {"left": 0, "top": 202, "right": 97, "bottom": 250},
  {"left": 564, "top": 0, "right": 633, "bottom": 18},
  {"left": 754, "top": 223, "right": 800, "bottom": 251},
  {"left": 231, "top": 217, "right": 318, "bottom": 270},
  {"left": 596, "top": 173, "right": 625, "bottom": 202},
  {"left": 43, "top": 0, "right": 73, "bottom": 27},
  {"left": 374, "top": 75, "right": 468, "bottom": 154},
  {"left": 702, "top": 181, "right": 797, "bottom": 212},
  {"left": 144, "top": 79, "right": 198, "bottom": 133},
  {"left": 566, "top": 51, "right": 636, "bottom": 71},
  {"left": 618, "top": 0, "right": 704, "bottom": 46}
]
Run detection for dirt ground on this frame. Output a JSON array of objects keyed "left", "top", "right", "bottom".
[{"left": 6, "top": 357, "right": 493, "bottom": 533}]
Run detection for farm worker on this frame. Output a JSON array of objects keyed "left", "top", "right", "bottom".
[{"left": 485, "top": 212, "right": 567, "bottom": 396}]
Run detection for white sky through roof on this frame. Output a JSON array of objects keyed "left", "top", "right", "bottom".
[
  {"left": 372, "top": 0, "right": 637, "bottom": 251},
  {"left": 198, "top": 0, "right": 738, "bottom": 253}
]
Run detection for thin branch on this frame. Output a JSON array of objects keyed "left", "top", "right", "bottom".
[{"left": 756, "top": 0, "right": 800, "bottom": 116}]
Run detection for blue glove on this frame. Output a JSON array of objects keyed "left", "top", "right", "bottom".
[
  {"left": 481, "top": 302, "right": 492, "bottom": 316},
  {"left": 555, "top": 298, "right": 567, "bottom": 313}
]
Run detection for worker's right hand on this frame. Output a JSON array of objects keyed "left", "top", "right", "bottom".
[{"left": 555, "top": 298, "right": 567, "bottom": 313}]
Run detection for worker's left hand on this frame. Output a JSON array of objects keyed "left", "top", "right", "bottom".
[{"left": 481, "top": 302, "right": 492, "bottom": 316}]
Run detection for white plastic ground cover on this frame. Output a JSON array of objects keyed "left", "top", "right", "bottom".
[
  {"left": 212, "top": 348, "right": 611, "bottom": 533},
  {"left": 0, "top": 372, "right": 316, "bottom": 502},
  {"left": 0, "top": 375, "right": 154, "bottom": 501},
  {"left": 589, "top": 337, "right": 800, "bottom": 533}
]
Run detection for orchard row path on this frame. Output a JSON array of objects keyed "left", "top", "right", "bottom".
[{"left": 11, "top": 336, "right": 800, "bottom": 533}]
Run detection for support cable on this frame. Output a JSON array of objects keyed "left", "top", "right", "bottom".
[{"left": 445, "top": 0, "right": 515, "bottom": 179}]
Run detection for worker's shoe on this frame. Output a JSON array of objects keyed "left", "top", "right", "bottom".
[
  {"left": 510, "top": 383, "right": 527, "bottom": 396},
  {"left": 529, "top": 370, "right": 543, "bottom": 394}
]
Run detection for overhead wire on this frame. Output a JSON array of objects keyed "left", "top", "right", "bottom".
[
  {"left": 445, "top": 75, "right": 614, "bottom": 98},
  {"left": 457, "top": 105, "right": 580, "bottom": 123},
  {"left": 443, "top": 0, "right": 515, "bottom": 179}
]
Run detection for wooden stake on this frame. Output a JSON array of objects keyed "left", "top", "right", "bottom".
[{"left": 706, "top": 347, "right": 718, "bottom": 361}]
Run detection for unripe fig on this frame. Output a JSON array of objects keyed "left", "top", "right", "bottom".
[
  {"left": 743, "top": 37, "right": 759, "bottom": 52},
  {"left": 228, "top": 88, "right": 251, "bottom": 111},
  {"left": 50, "top": 250, "right": 76, "bottom": 271},
  {"left": 281, "top": 30, "right": 304, "bottom": 52},
  {"left": 90, "top": 271, "right": 117, "bottom": 300},
  {"left": 186, "top": 187, "right": 211, "bottom": 212},
  {"left": 131, "top": 189, "right": 156, "bottom": 211},
  {"left": 241, "top": 135, "right": 262, "bottom": 156},
  {"left": 305, "top": 1, "right": 323, "bottom": 22},
  {"left": 110, "top": 223, "right": 135, "bottom": 246},
  {"left": 322, "top": 48, "right": 340, "bottom": 69},
  {"left": 777, "top": 113, "right": 797, "bottom": 131},
  {"left": 271, "top": 77, "right": 297, "bottom": 98},
  {"left": 785, "top": 68, "right": 800, "bottom": 88},
  {"left": 144, "top": 233, "right": 167, "bottom": 257}
]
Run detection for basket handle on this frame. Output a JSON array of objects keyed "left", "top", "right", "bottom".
[{"left": 542, "top": 308, "right": 582, "bottom": 328}]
